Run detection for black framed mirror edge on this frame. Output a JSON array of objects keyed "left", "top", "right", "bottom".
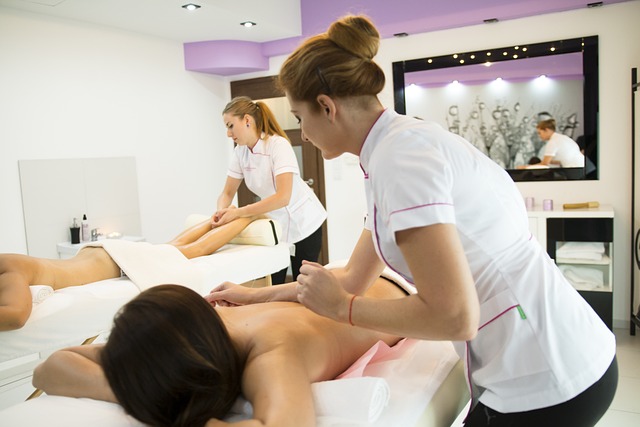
[{"left": 392, "top": 35, "right": 599, "bottom": 182}]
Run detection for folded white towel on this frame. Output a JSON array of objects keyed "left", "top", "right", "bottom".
[
  {"left": 30, "top": 285, "right": 54, "bottom": 305},
  {"left": 226, "top": 377, "right": 390, "bottom": 424},
  {"left": 556, "top": 251, "right": 604, "bottom": 261},
  {"left": 557, "top": 242, "right": 605, "bottom": 254},
  {"left": 559, "top": 265, "right": 604, "bottom": 289}
]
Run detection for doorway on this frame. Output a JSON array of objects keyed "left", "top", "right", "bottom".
[{"left": 230, "top": 76, "right": 329, "bottom": 266}]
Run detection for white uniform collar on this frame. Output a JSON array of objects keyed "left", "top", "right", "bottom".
[
  {"left": 359, "top": 109, "right": 394, "bottom": 177},
  {"left": 249, "top": 133, "right": 268, "bottom": 154}
]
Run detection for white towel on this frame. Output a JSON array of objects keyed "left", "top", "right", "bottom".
[
  {"left": 225, "top": 377, "right": 390, "bottom": 424},
  {"left": 84, "top": 240, "right": 204, "bottom": 293},
  {"left": 30, "top": 285, "right": 54, "bottom": 305},
  {"left": 559, "top": 265, "right": 604, "bottom": 289},
  {"left": 556, "top": 242, "right": 605, "bottom": 261},
  {"left": 313, "top": 377, "right": 390, "bottom": 423}
]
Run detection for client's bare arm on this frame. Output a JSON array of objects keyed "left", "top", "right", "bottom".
[
  {"left": 205, "top": 341, "right": 315, "bottom": 427},
  {"left": 32, "top": 344, "right": 117, "bottom": 403}
]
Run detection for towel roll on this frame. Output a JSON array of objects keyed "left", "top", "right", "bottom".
[
  {"left": 226, "top": 376, "right": 390, "bottom": 424},
  {"left": 312, "top": 376, "right": 390, "bottom": 423}
]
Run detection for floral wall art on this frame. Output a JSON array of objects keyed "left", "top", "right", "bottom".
[{"left": 405, "top": 77, "right": 583, "bottom": 169}]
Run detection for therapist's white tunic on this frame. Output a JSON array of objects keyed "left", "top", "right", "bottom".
[
  {"left": 361, "top": 110, "right": 615, "bottom": 413},
  {"left": 227, "top": 134, "right": 326, "bottom": 244}
]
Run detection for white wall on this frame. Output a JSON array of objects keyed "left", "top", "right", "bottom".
[
  {"left": 252, "top": 2, "right": 640, "bottom": 328},
  {"left": 0, "top": 7, "right": 233, "bottom": 251}
]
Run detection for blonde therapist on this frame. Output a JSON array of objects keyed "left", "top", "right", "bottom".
[
  {"left": 213, "top": 96, "right": 327, "bottom": 284},
  {"left": 208, "top": 16, "right": 617, "bottom": 426}
]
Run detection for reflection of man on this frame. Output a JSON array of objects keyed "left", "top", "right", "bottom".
[{"left": 521, "top": 119, "right": 584, "bottom": 168}]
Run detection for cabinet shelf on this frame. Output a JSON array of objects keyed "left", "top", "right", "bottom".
[{"left": 571, "top": 284, "right": 612, "bottom": 293}]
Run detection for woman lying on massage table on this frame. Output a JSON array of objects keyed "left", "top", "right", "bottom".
[
  {"left": 0, "top": 217, "right": 256, "bottom": 331},
  {"left": 32, "top": 281, "right": 404, "bottom": 427}
]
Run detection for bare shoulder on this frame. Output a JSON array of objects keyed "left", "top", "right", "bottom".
[{"left": 223, "top": 276, "right": 404, "bottom": 381}]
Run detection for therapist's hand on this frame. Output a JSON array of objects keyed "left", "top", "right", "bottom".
[
  {"left": 296, "top": 261, "right": 351, "bottom": 323},
  {"left": 205, "top": 282, "right": 249, "bottom": 307},
  {"left": 211, "top": 205, "right": 239, "bottom": 228}
]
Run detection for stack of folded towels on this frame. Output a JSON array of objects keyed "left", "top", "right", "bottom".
[{"left": 556, "top": 242, "right": 606, "bottom": 290}]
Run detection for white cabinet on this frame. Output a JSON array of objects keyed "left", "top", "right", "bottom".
[{"left": 527, "top": 205, "right": 614, "bottom": 329}]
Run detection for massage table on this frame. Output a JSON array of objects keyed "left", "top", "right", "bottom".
[
  {"left": 0, "top": 336, "right": 469, "bottom": 427},
  {"left": 0, "top": 236, "right": 291, "bottom": 410},
  {"left": 0, "top": 255, "right": 470, "bottom": 426}
]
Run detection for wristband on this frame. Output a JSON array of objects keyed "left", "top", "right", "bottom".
[{"left": 348, "top": 295, "right": 357, "bottom": 326}]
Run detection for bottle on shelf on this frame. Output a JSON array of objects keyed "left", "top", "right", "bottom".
[{"left": 81, "top": 214, "right": 90, "bottom": 242}]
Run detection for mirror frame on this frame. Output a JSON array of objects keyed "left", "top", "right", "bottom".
[{"left": 392, "top": 35, "right": 599, "bottom": 182}]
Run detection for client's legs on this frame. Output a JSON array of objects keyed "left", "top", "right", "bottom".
[{"left": 168, "top": 217, "right": 254, "bottom": 259}]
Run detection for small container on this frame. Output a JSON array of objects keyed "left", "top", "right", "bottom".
[
  {"left": 525, "top": 197, "right": 535, "bottom": 211},
  {"left": 543, "top": 199, "right": 554, "bottom": 211},
  {"left": 70, "top": 217, "right": 81, "bottom": 244}
]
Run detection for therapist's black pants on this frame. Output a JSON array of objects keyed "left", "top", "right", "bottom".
[
  {"left": 464, "top": 355, "right": 618, "bottom": 427},
  {"left": 270, "top": 225, "right": 323, "bottom": 285}
]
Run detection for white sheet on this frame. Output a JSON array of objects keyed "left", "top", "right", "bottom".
[{"left": 85, "top": 240, "right": 204, "bottom": 292}]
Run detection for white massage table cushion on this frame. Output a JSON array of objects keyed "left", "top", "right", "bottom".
[{"left": 184, "top": 215, "right": 282, "bottom": 246}]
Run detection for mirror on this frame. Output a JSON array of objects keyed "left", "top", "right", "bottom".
[{"left": 392, "top": 36, "right": 599, "bottom": 181}]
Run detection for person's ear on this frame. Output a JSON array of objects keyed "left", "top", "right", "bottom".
[{"left": 316, "top": 95, "right": 336, "bottom": 122}]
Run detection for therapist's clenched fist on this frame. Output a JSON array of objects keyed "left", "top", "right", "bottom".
[{"left": 296, "top": 261, "right": 351, "bottom": 323}]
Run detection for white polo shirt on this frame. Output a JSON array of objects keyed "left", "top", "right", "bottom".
[
  {"left": 543, "top": 132, "right": 585, "bottom": 167},
  {"left": 361, "top": 109, "right": 615, "bottom": 413},
  {"left": 228, "top": 134, "right": 326, "bottom": 244}
]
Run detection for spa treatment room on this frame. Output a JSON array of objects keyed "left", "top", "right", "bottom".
[{"left": 1, "top": 0, "right": 639, "bottom": 426}]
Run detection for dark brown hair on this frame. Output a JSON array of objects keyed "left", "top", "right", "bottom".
[
  {"left": 277, "top": 15, "right": 385, "bottom": 109},
  {"left": 101, "top": 285, "right": 242, "bottom": 427},
  {"left": 223, "top": 96, "right": 289, "bottom": 140}
]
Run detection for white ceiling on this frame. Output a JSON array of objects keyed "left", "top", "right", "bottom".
[{"left": 0, "top": 0, "right": 302, "bottom": 43}]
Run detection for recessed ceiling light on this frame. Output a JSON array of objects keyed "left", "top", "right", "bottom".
[
  {"left": 240, "top": 21, "right": 257, "bottom": 28},
  {"left": 182, "top": 3, "right": 201, "bottom": 11}
]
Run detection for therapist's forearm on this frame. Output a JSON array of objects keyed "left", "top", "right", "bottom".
[
  {"left": 237, "top": 193, "right": 290, "bottom": 218},
  {"left": 347, "top": 293, "right": 478, "bottom": 341},
  {"left": 217, "top": 193, "right": 235, "bottom": 211},
  {"left": 261, "top": 281, "right": 298, "bottom": 302}
]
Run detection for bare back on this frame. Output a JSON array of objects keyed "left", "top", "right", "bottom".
[{"left": 213, "top": 277, "right": 405, "bottom": 427}]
